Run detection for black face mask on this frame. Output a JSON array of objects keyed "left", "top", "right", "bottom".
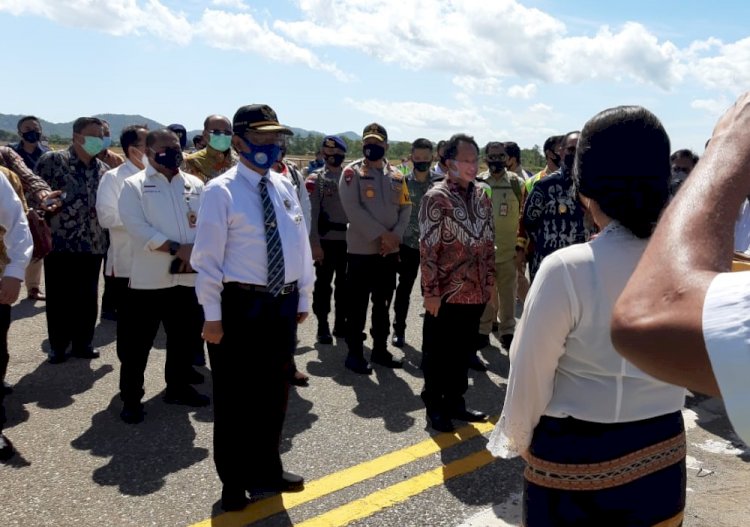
[
  {"left": 562, "top": 153, "right": 575, "bottom": 171},
  {"left": 413, "top": 161, "right": 431, "bottom": 172},
  {"left": 488, "top": 161, "right": 505, "bottom": 173},
  {"left": 22, "top": 130, "right": 41, "bottom": 144},
  {"left": 326, "top": 154, "right": 345, "bottom": 168},
  {"left": 154, "top": 147, "right": 183, "bottom": 170},
  {"left": 363, "top": 144, "right": 385, "bottom": 162}
]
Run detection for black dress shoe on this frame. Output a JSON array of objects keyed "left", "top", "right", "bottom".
[
  {"left": 344, "top": 355, "right": 372, "bottom": 375},
  {"left": 71, "top": 348, "right": 100, "bottom": 360},
  {"left": 249, "top": 471, "right": 305, "bottom": 494},
  {"left": 187, "top": 368, "right": 205, "bottom": 385},
  {"left": 371, "top": 350, "right": 404, "bottom": 369},
  {"left": 427, "top": 413, "right": 455, "bottom": 433},
  {"left": 0, "top": 432, "right": 15, "bottom": 461},
  {"left": 317, "top": 332, "right": 333, "bottom": 345},
  {"left": 476, "top": 333, "right": 490, "bottom": 350},
  {"left": 452, "top": 408, "right": 489, "bottom": 422},
  {"left": 468, "top": 353, "right": 488, "bottom": 372},
  {"left": 120, "top": 403, "right": 145, "bottom": 424},
  {"left": 47, "top": 349, "right": 67, "bottom": 364},
  {"left": 500, "top": 334, "right": 514, "bottom": 350},
  {"left": 221, "top": 486, "right": 249, "bottom": 511},
  {"left": 164, "top": 387, "right": 210, "bottom": 407},
  {"left": 391, "top": 335, "right": 405, "bottom": 348}
]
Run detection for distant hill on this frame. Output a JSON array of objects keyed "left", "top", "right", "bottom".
[{"left": 0, "top": 113, "right": 361, "bottom": 143}]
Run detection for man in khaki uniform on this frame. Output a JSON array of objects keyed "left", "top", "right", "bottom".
[
  {"left": 477, "top": 142, "right": 523, "bottom": 352},
  {"left": 184, "top": 115, "right": 238, "bottom": 182},
  {"left": 338, "top": 123, "right": 411, "bottom": 374}
]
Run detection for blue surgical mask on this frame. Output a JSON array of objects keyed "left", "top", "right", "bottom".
[
  {"left": 239, "top": 137, "right": 281, "bottom": 170},
  {"left": 102, "top": 136, "right": 112, "bottom": 149},
  {"left": 82, "top": 136, "right": 104, "bottom": 156}
]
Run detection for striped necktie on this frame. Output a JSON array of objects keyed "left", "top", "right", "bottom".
[{"left": 259, "top": 175, "right": 286, "bottom": 295}]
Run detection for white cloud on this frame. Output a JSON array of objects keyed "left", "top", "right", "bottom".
[
  {"left": 507, "top": 83, "right": 537, "bottom": 99},
  {"left": 686, "top": 37, "right": 750, "bottom": 93},
  {"left": 210, "top": 0, "right": 249, "bottom": 10},
  {"left": 529, "top": 103, "right": 553, "bottom": 114},
  {"left": 0, "top": 0, "right": 193, "bottom": 45},
  {"left": 452, "top": 76, "right": 503, "bottom": 96},
  {"left": 196, "top": 9, "right": 351, "bottom": 82}
]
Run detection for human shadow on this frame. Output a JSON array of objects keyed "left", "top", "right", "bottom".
[
  {"left": 280, "top": 386, "right": 319, "bottom": 455},
  {"left": 685, "top": 392, "right": 750, "bottom": 462},
  {"left": 207, "top": 493, "right": 293, "bottom": 527},
  {"left": 10, "top": 299, "right": 45, "bottom": 321},
  {"left": 71, "top": 393, "right": 209, "bottom": 496},
  {"left": 4, "top": 358, "right": 113, "bottom": 429}
]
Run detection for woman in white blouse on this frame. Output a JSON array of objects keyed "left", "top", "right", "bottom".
[{"left": 489, "top": 106, "right": 687, "bottom": 527}]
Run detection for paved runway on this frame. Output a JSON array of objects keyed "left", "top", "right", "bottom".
[{"left": 1, "top": 277, "right": 748, "bottom": 526}]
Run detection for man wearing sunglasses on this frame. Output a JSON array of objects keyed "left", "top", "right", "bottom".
[{"left": 184, "top": 114, "right": 238, "bottom": 182}]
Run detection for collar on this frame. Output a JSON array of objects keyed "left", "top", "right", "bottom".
[
  {"left": 408, "top": 171, "right": 431, "bottom": 184},
  {"left": 237, "top": 160, "right": 278, "bottom": 186},
  {"left": 486, "top": 169, "right": 508, "bottom": 182},
  {"left": 446, "top": 177, "right": 474, "bottom": 195},
  {"left": 205, "top": 145, "right": 230, "bottom": 160},
  {"left": 123, "top": 158, "right": 143, "bottom": 174}
]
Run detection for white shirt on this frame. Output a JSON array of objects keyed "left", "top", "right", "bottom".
[
  {"left": 734, "top": 199, "right": 750, "bottom": 254},
  {"left": 488, "top": 222, "right": 686, "bottom": 458},
  {"left": 118, "top": 165, "right": 204, "bottom": 290},
  {"left": 191, "top": 162, "right": 314, "bottom": 321},
  {"left": 702, "top": 271, "right": 750, "bottom": 445},
  {"left": 96, "top": 159, "right": 141, "bottom": 277},
  {"left": 0, "top": 175, "right": 32, "bottom": 280}
]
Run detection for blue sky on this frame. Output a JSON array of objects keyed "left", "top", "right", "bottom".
[{"left": 1, "top": 0, "right": 748, "bottom": 153}]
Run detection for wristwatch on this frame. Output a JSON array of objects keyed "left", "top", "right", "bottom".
[{"left": 168, "top": 241, "right": 180, "bottom": 256}]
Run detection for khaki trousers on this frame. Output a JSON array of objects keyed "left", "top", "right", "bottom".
[{"left": 479, "top": 258, "right": 517, "bottom": 336}]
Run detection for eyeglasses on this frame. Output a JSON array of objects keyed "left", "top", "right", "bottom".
[
  {"left": 485, "top": 154, "right": 507, "bottom": 161},
  {"left": 209, "top": 130, "right": 233, "bottom": 136}
]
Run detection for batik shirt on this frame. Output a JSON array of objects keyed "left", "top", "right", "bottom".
[
  {"left": 522, "top": 166, "right": 589, "bottom": 281},
  {"left": 35, "top": 147, "right": 109, "bottom": 254},
  {"left": 419, "top": 178, "right": 495, "bottom": 304},
  {"left": 401, "top": 172, "right": 432, "bottom": 250}
]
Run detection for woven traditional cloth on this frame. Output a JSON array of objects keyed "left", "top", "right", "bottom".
[{"left": 259, "top": 176, "right": 285, "bottom": 295}]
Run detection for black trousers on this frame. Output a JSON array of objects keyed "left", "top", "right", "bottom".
[
  {"left": 0, "top": 303, "right": 10, "bottom": 430},
  {"left": 392, "top": 244, "right": 420, "bottom": 336},
  {"left": 44, "top": 252, "right": 103, "bottom": 354},
  {"left": 209, "top": 284, "right": 297, "bottom": 490},
  {"left": 312, "top": 239, "right": 347, "bottom": 328},
  {"left": 345, "top": 253, "right": 398, "bottom": 355},
  {"left": 421, "top": 301, "right": 484, "bottom": 416},
  {"left": 102, "top": 275, "right": 129, "bottom": 315},
  {"left": 117, "top": 286, "right": 204, "bottom": 404}
]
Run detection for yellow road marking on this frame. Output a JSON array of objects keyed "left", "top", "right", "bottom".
[
  {"left": 296, "top": 449, "right": 497, "bottom": 527},
  {"left": 189, "top": 419, "right": 496, "bottom": 527}
]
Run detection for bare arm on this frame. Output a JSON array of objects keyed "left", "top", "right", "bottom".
[{"left": 611, "top": 93, "right": 750, "bottom": 396}]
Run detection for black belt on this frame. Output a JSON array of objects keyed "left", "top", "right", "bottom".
[{"left": 225, "top": 281, "right": 298, "bottom": 295}]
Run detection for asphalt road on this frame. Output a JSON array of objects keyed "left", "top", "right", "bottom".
[{"left": 1, "top": 276, "right": 749, "bottom": 527}]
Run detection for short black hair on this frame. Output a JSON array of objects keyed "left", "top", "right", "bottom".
[
  {"left": 436, "top": 140, "right": 447, "bottom": 152},
  {"left": 411, "top": 138, "right": 433, "bottom": 152},
  {"left": 146, "top": 128, "right": 178, "bottom": 148},
  {"left": 17, "top": 115, "right": 40, "bottom": 131},
  {"left": 543, "top": 135, "right": 563, "bottom": 154},
  {"left": 193, "top": 135, "right": 203, "bottom": 146},
  {"left": 483, "top": 141, "right": 505, "bottom": 155},
  {"left": 120, "top": 125, "right": 148, "bottom": 154},
  {"left": 443, "top": 133, "right": 479, "bottom": 161},
  {"left": 504, "top": 141, "right": 521, "bottom": 162},
  {"left": 670, "top": 149, "right": 699, "bottom": 166},
  {"left": 73, "top": 117, "right": 103, "bottom": 134},
  {"left": 575, "top": 106, "right": 670, "bottom": 239},
  {"left": 203, "top": 114, "right": 230, "bottom": 130}
]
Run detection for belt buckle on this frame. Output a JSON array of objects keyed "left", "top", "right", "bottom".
[{"left": 280, "top": 283, "right": 295, "bottom": 295}]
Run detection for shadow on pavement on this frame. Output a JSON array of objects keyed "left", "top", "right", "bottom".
[
  {"left": 685, "top": 393, "right": 750, "bottom": 462},
  {"left": 10, "top": 299, "right": 45, "bottom": 321},
  {"left": 281, "top": 386, "right": 319, "bottom": 455},
  {"left": 71, "top": 393, "right": 210, "bottom": 496},
  {"left": 4, "top": 359, "right": 113, "bottom": 429}
]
